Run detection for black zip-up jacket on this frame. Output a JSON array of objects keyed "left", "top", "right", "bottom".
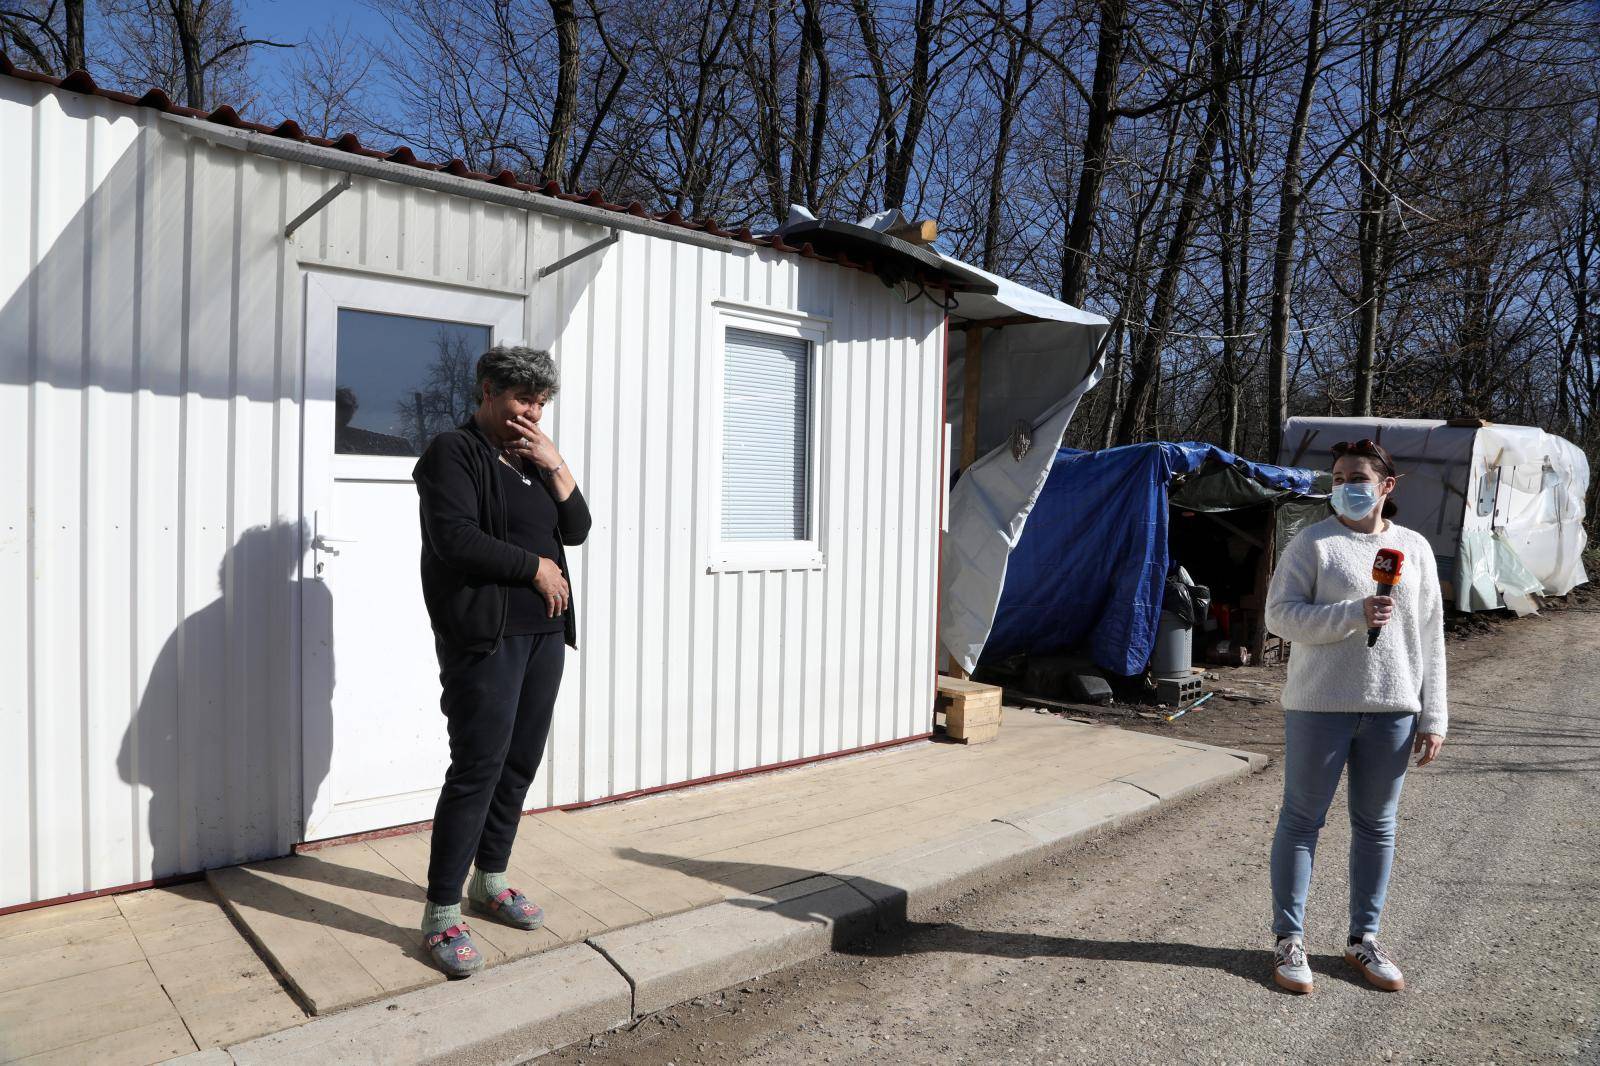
[{"left": 413, "top": 420, "right": 592, "bottom": 653}]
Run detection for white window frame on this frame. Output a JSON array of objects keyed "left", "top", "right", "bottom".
[{"left": 706, "top": 300, "right": 829, "bottom": 572}]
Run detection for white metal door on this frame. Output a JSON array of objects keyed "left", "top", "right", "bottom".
[{"left": 302, "top": 271, "right": 525, "bottom": 841}]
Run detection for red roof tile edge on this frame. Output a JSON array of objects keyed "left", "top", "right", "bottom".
[{"left": 0, "top": 56, "right": 839, "bottom": 264}]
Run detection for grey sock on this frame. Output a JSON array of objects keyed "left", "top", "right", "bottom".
[
  {"left": 468, "top": 868, "right": 509, "bottom": 903},
  {"left": 422, "top": 901, "right": 462, "bottom": 935}
]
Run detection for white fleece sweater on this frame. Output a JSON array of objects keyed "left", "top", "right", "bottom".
[{"left": 1266, "top": 516, "right": 1448, "bottom": 736}]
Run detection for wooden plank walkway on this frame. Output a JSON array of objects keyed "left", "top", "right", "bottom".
[
  {"left": 0, "top": 882, "right": 306, "bottom": 1066},
  {"left": 208, "top": 709, "right": 1205, "bottom": 1017}
]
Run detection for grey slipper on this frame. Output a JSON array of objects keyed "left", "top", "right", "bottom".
[
  {"left": 470, "top": 887, "right": 546, "bottom": 931},
  {"left": 424, "top": 922, "right": 484, "bottom": 977}
]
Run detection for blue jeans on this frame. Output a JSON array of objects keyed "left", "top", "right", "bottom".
[{"left": 1270, "top": 710, "right": 1417, "bottom": 939}]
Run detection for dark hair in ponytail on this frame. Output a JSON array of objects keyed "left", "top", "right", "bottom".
[{"left": 1331, "top": 438, "right": 1400, "bottom": 518}]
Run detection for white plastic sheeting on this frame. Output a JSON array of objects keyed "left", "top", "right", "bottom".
[
  {"left": 1475, "top": 424, "right": 1590, "bottom": 604},
  {"left": 944, "top": 259, "right": 1109, "bottom": 461},
  {"left": 1281, "top": 417, "right": 1589, "bottom": 614},
  {"left": 940, "top": 380, "right": 1103, "bottom": 673},
  {"left": 942, "top": 257, "right": 1110, "bottom": 328},
  {"left": 936, "top": 261, "right": 1110, "bottom": 673}
]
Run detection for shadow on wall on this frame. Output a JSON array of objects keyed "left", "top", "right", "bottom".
[
  {"left": 116, "top": 521, "right": 333, "bottom": 880},
  {"left": 3, "top": 78, "right": 601, "bottom": 896}
]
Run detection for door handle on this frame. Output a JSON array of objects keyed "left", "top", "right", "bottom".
[{"left": 313, "top": 534, "right": 357, "bottom": 556}]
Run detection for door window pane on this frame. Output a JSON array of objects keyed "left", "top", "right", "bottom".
[{"left": 335, "top": 309, "right": 493, "bottom": 456}]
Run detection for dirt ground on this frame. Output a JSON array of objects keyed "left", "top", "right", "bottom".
[
  {"left": 1072, "top": 582, "right": 1600, "bottom": 761},
  {"left": 542, "top": 587, "right": 1600, "bottom": 1066}
]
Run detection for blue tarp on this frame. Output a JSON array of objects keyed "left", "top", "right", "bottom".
[{"left": 981, "top": 442, "right": 1317, "bottom": 676}]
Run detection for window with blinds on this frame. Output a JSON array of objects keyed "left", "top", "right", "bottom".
[{"left": 721, "top": 327, "right": 812, "bottom": 541}]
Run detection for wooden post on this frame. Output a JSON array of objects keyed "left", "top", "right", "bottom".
[
  {"left": 950, "top": 324, "right": 986, "bottom": 682},
  {"left": 1249, "top": 516, "right": 1275, "bottom": 663},
  {"left": 960, "top": 325, "right": 983, "bottom": 470}
]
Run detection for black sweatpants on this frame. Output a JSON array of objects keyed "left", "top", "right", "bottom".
[{"left": 426, "top": 632, "right": 564, "bottom": 905}]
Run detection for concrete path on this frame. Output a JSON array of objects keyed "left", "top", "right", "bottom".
[
  {"left": 0, "top": 708, "right": 1263, "bottom": 1065},
  {"left": 210, "top": 709, "right": 1259, "bottom": 1017}
]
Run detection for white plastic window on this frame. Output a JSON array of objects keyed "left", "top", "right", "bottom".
[
  {"left": 707, "top": 302, "right": 828, "bottom": 572},
  {"left": 721, "top": 327, "right": 811, "bottom": 541}
]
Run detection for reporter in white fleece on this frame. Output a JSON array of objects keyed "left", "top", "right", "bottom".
[{"left": 1263, "top": 438, "right": 1446, "bottom": 997}]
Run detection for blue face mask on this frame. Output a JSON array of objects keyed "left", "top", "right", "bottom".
[{"left": 1331, "top": 482, "right": 1380, "bottom": 520}]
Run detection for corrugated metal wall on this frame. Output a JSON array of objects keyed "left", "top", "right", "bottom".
[{"left": 0, "top": 77, "right": 945, "bottom": 909}]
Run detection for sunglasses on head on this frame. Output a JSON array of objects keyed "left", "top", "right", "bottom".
[{"left": 1331, "top": 439, "right": 1394, "bottom": 475}]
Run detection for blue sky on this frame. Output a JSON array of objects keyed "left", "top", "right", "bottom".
[{"left": 235, "top": 0, "right": 395, "bottom": 85}]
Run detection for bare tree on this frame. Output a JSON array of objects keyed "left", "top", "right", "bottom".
[
  {"left": 1115, "top": 0, "right": 1238, "bottom": 445},
  {"left": 272, "top": 20, "right": 374, "bottom": 139},
  {"left": 394, "top": 331, "right": 482, "bottom": 453},
  {"left": 1263, "top": 0, "right": 1325, "bottom": 460},
  {"left": 978, "top": 0, "right": 1035, "bottom": 271},
  {"left": 1060, "top": 0, "right": 1127, "bottom": 305},
  {"left": 98, "top": 0, "right": 287, "bottom": 109},
  {"left": 1, "top": 0, "right": 85, "bottom": 73},
  {"left": 852, "top": 0, "right": 944, "bottom": 211},
  {"left": 544, "top": 0, "right": 581, "bottom": 183}
]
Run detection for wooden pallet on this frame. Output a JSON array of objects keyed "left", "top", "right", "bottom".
[{"left": 935, "top": 675, "right": 1003, "bottom": 744}]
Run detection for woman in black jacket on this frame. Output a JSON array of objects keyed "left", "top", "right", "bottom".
[{"left": 411, "top": 345, "right": 591, "bottom": 976}]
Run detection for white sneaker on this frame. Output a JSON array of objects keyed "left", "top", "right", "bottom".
[
  {"left": 1273, "top": 935, "right": 1313, "bottom": 994},
  {"left": 1345, "top": 933, "right": 1405, "bottom": 991}
]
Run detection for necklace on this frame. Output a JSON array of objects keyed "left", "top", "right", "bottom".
[{"left": 497, "top": 452, "right": 532, "bottom": 486}]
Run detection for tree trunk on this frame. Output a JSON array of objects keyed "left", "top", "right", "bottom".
[
  {"left": 804, "top": 26, "right": 829, "bottom": 210},
  {"left": 65, "top": 0, "right": 85, "bottom": 70},
  {"left": 1217, "top": 74, "right": 1241, "bottom": 452},
  {"left": 1060, "top": 0, "right": 1126, "bottom": 306},
  {"left": 853, "top": 0, "right": 938, "bottom": 211},
  {"left": 1265, "top": 0, "right": 1324, "bottom": 461},
  {"left": 543, "top": 0, "right": 580, "bottom": 185},
  {"left": 787, "top": 0, "right": 816, "bottom": 212},
  {"left": 884, "top": 0, "right": 936, "bottom": 210},
  {"left": 1351, "top": 6, "right": 1410, "bottom": 417},
  {"left": 982, "top": 0, "right": 1033, "bottom": 272},
  {"left": 170, "top": 0, "right": 206, "bottom": 107}
]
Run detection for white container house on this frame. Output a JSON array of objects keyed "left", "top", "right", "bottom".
[{"left": 0, "top": 62, "right": 997, "bottom": 910}]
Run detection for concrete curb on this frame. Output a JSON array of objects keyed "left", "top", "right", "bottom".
[
  {"left": 165, "top": 943, "right": 630, "bottom": 1066},
  {"left": 1115, "top": 747, "right": 1259, "bottom": 802},
  {"left": 590, "top": 874, "right": 877, "bottom": 1015},
  {"left": 163, "top": 743, "right": 1268, "bottom": 1065}
]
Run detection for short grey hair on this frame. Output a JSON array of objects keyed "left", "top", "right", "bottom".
[{"left": 475, "top": 345, "right": 559, "bottom": 398}]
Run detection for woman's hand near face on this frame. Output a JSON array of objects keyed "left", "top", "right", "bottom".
[
  {"left": 533, "top": 556, "right": 570, "bottom": 618},
  {"left": 504, "top": 413, "right": 562, "bottom": 472},
  {"left": 1363, "top": 595, "right": 1394, "bottom": 629}
]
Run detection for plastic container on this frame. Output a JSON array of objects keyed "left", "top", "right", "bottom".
[{"left": 1152, "top": 566, "right": 1210, "bottom": 680}]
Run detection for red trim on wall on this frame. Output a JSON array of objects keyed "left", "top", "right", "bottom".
[{"left": 0, "top": 872, "right": 204, "bottom": 918}]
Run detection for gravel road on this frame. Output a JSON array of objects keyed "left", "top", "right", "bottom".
[{"left": 544, "top": 601, "right": 1600, "bottom": 1066}]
